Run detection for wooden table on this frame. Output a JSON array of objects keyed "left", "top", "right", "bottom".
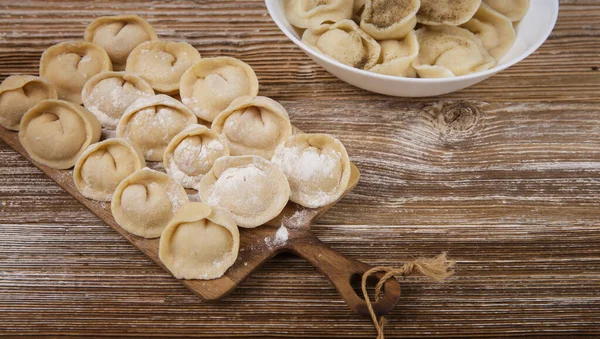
[{"left": 1, "top": 0, "right": 599, "bottom": 337}]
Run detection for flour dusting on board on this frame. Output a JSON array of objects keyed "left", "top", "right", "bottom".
[{"left": 265, "top": 225, "right": 289, "bottom": 248}]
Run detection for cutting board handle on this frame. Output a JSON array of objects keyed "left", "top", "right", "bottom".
[{"left": 287, "top": 233, "right": 401, "bottom": 316}]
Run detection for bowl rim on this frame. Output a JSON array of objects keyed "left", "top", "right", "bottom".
[{"left": 265, "top": 0, "right": 560, "bottom": 83}]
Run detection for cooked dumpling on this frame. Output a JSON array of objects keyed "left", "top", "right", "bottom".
[
  {"left": 163, "top": 124, "right": 229, "bottom": 190},
  {"left": 369, "top": 30, "right": 419, "bottom": 77},
  {"left": 159, "top": 202, "right": 239, "bottom": 280},
  {"left": 84, "top": 15, "right": 158, "bottom": 71},
  {"left": 116, "top": 94, "right": 197, "bottom": 161},
  {"left": 284, "top": 0, "right": 353, "bottom": 29},
  {"left": 272, "top": 133, "right": 351, "bottom": 208},
  {"left": 211, "top": 96, "right": 292, "bottom": 159},
  {"left": 417, "top": 0, "right": 481, "bottom": 26},
  {"left": 360, "top": 0, "right": 419, "bottom": 40},
  {"left": 19, "top": 99, "right": 101, "bottom": 169},
  {"left": 74, "top": 138, "right": 146, "bottom": 201},
  {"left": 413, "top": 25, "right": 496, "bottom": 78},
  {"left": 302, "top": 20, "right": 380, "bottom": 70},
  {"left": 180, "top": 57, "right": 259, "bottom": 122},
  {"left": 484, "top": 0, "right": 530, "bottom": 22},
  {"left": 39, "top": 41, "right": 112, "bottom": 104},
  {"left": 111, "top": 168, "right": 189, "bottom": 238},
  {"left": 198, "top": 155, "right": 290, "bottom": 228},
  {"left": 82, "top": 72, "right": 154, "bottom": 129},
  {"left": 0, "top": 75, "right": 57, "bottom": 131},
  {"left": 126, "top": 40, "right": 201, "bottom": 94},
  {"left": 462, "top": 4, "right": 516, "bottom": 60}
]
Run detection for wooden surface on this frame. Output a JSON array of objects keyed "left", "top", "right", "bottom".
[{"left": 1, "top": 0, "right": 599, "bottom": 337}]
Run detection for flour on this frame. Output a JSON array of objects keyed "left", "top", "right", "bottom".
[{"left": 264, "top": 225, "right": 289, "bottom": 248}]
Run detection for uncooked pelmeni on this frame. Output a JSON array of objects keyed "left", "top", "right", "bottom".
[
  {"left": 19, "top": 99, "right": 101, "bottom": 169},
  {"left": 163, "top": 124, "right": 229, "bottom": 190},
  {"left": 74, "top": 138, "right": 146, "bottom": 201},
  {"left": 484, "top": 0, "right": 530, "bottom": 22},
  {"left": 302, "top": 20, "right": 381, "bottom": 70},
  {"left": 84, "top": 15, "right": 158, "bottom": 71},
  {"left": 211, "top": 96, "right": 292, "bottom": 159},
  {"left": 159, "top": 202, "right": 239, "bottom": 280},
  {"left": 413, "top": 25, "right": 496, "bottom": 78},
  {"left": 126, "top": 40, "right": 201, "bottom": 94},
  {"left": 198, "top": 155, "right": 290, "bottom": 228},
  {"left": 272, "top": 133, "right": 350, "bottom": 208},
  {"left": 179, "top": 57, "right": 259, "bottom": 122},
  {"left": 82, "top": 72, "right": 154, "bottom": 129},
  {"left": 369, "top": 30, "right": 419, "bottom": 77},
  {"left": 360, "top": 0, "right": 419, "bottom": 40},
  {"left": 111, "top": 168, "right": 189, "bottom": 238},
  {"left": 0, "top": 75, "right": 57, "bottom": 131},
  {"left": 417, "top": 0, "right": 481, "bottom": 26},
  {"left": 462, "top": 4, "right": 516, "bottom": 60},
  {"left": 284, "top": 0, "right": 353, "bottom": 29},
  {"left": 39, "top": 41, "right": 112, "bottom": 104},
  {"left": 116, "top": 94, "right": 197, "bottom": 161}
]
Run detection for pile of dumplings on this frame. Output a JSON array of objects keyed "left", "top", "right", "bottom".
[
  {"left": 0, "top": 15, "right": 353, "bottom": 281},
  {"left": 285, "top": 0, "right": 529, "bottom": 78}
]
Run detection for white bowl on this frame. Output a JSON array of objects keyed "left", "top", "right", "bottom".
[{"left": 265, "top": 0, "right": 559, "bottom": 97}]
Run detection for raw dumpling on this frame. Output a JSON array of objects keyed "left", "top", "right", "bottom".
[
  {"left": 39, "top": 41, "right": 112, "bottom": 104},
  {"left": 159, "top": 202, "right": 239, "bottom": 280},
  {"left": 272, "top": 133, "right": 350, "bottom": 208},
  {"left": 417, "top": 0, "right": 481, "bottom": 26},
  {"left": 302, "top": 20, "right": 381, "bottom": 70},
  {"left": 0, "top": 75, "right": 57, "bottom": 131},
  {"left": 19, "top": 99, "right": 101, "bottom": 169},
  {"left": 84, "top": 15, "right": 158, "bottom": 71},
  {"left": 74, "top": 138, "right": 146, "bottom": 201},
  {"left": 116, "top": 94, "right": 197, "bottom": 161},
  {"left": 413, "top": 25, "right": 496, "bottom": 78},
  {"left": 163, "top": 124, "right": 230, "bottom": 190},
  {"left": 198, "top": 155, "right": 290, "bottom": 228},
  {"left": 284, "top": 0, "right": 353, "bottom": 29},
  {"left": 180, "top": 57, "right": 259, "bottom": 122},
  {"left": 111, "top": 168, "right": 189, "bottom": 238},
  {"left": 369, "top": 30, "right": 419, "bottom": 77},
  {"left": 125, "top": 40, "right": 201, "bottom": 94},
  {"left": 82, "top": 72, "right": 154, "bottom": 129},
  {"left": 211, "top": 96, "right": 292, "bottom": 159},
  {"left": 462, "top": 4, "right": 516, "bottom": 60},
  {"left": 360, "top": 0, "right": 419, "bottom": 40},
  {"left": 484, "top": 0, "right": 530, "bottom": 22}
]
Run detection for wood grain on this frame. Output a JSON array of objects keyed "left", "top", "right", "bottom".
[{"left": 1, "top": 0, "right": 600, "bottom": 337}]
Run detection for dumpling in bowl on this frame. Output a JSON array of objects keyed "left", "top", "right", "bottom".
[
  {"left": 417, "top": 0, "right": 481, "bottom": 26},
  {"left": 413, "top": 25, "right": 496, "bottom": 78},
  {"left": 462, "top": 4, "right": 516, "bottom": 60},
  {"left": 360, "top": 0, "right": 419, "bottom": 40},
  {"left": 0, "top": 75, "right": 57, "bottom": 131},
  {"left": 369, "top": 30, "right": 419, "bottom": 77},
  {"left": 302, "top": 20, "right": 380, "bottom": 70},
  {"left": 284, "top": 0, "right": 353, "bottom": 29},
  {"left": 484, "top": 0, "right": 530, "bottom": 22}
]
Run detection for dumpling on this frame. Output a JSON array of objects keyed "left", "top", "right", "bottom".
[
  {"left": 462, "top": 4, "right": 516, "bottom": 60},
  {"left": 369, "top": 30, "right": 419, "bottom": 77},
  {"left": 484, "top": 0, "right": 530, "bottom": 22},
  {"left": 0, "top": 75, "right": 57, "bottom": 131},
  {"left": 111, "top": 168, "right": 189, "bottom": 238},
  {"left": 19, "top": 99, "right": 101, "bottom": 169},
  {"left": 163, "top": 124, "right": 230, "bottom": 190},
  {"left": 74, "top": 138, "right": 146, "bottom": 201},
  {"left": 272, "top": 133, "right": 351, "bottom": 208},
  {"left": 360, "top": 0, "right": 419, "bottom": 40},
  {"left": 82, "top": 71, "right": 154, "bottom": 129},
  {"left": 417, "top": 0, "right": 481, "bottom": 26},
  {"left": 413, "top": 25, "right": 496, "bottom": 78},
  {"left": 125, "top": 40, "right": 201, "bottom": 94},
  {"left": 84, "top": 15, "right": 158, "bottom": 71},
  {"left": 211, "top": 96, "right": 292, "bottom": 159},
  {"left": 116, "top": 94, "right": 197, "bottom": 161},
  {"left": 198, "top": 155, "right": 290, "bottom": 228},
  {"left": 179, "top": 57, "right": 259, "bottom": 122},
  {"left": 284, "top": 0, "right": 353, "bottom": 29},
  {"left": 302, "top": 20, "right": 380, "bottom": 70},
  {"left": 39, "top": 41, "right": 112, "bottom": 104},
  {"left": 159, "top": 202, "right": 239, "bottom": 280}
]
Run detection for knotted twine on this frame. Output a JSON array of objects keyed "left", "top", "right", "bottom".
[{"left": 361, "top": 252, "right": 456, "bottom": 339}]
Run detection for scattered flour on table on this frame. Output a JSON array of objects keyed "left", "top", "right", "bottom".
[{"left": 264, "top": 225, "right": 289, "bottom": 248}]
